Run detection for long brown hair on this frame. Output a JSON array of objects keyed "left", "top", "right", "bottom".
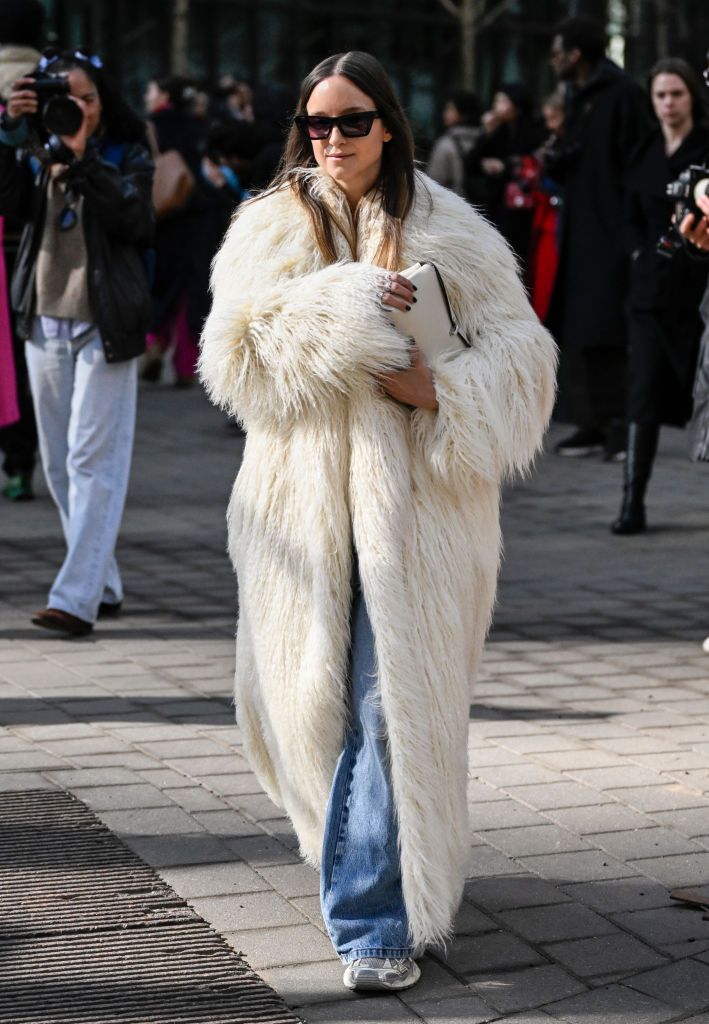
[
  {"left": 649, "top": 58, "right": 709, "bottom": 129},
  {"left": 272, "top": 51, "right": 415, "bottom": 269}
]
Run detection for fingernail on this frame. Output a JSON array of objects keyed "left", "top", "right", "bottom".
[
  {"left": 412, "top": 285, "right": 418, "bottom": 291},
  {"left": 412, "top": 297, "right": 417, "bottom": 303},
  {"left": 406, "top": 304, "right": 411, "bottom": 311}
]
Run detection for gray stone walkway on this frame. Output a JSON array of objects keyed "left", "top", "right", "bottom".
[{"left": 2, "top": 384, "right": 709, "bottom": 1023}]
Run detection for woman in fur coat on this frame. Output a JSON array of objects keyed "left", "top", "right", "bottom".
[{"left": 200, "top": 51, "right": 557, "bottom": 992}]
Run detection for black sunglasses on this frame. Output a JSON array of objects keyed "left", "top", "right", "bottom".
[{"left": 294, "top": 111, "right": 381, "bottom": 140}]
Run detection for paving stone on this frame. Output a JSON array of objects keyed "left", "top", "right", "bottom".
[
  {"left": 0, "top": 750, "right": 68, "bottom": 770},
  {"left": 159, "top": 860, "right": 271, "bottom": 897},
  {"left": 230, "top": 792, "right": 285, "bottom": 821},
  {"left": 567, "top": 766, "right": 667, "bottom": 790},
  {"left": 519, "top": 849, "right": 637, "bottom": 883},
  {"left": 225, "top": 834, "right": 301, "bottom": 866},
  {"left": 611, "top": 907, "right": 709, "bottom": 950},
  {"left": 444, "top": 931, "right": 546, "bottom": 976},
  {"left": 626, "top": 958, "right": 709, "bottom": 1010},
  {"left": 464, "top": 876, "right": 571, "bottom": 913},
  {"left": 0, "top": 771, "right": 55, "bottom": 790},
  {"left": 467, "top": 964, "right": 587, "bottom": 1014},
  {"left": 69, "top": 752, "right": 160, "bottom": 769},
  {"left": 407, "top": 993, "right": 496, "bottom": 1024},
  {"left": 484, "top": 825, "right": 589, "bottom": 858},
  {"left": 164, "top": 786, "right": 228, "bottom": 812},
  {"left": 536, "top": 749, "right": 625, "bottom": 771},
  {"left": 223, "top": 922, "right": 335, "bottom": 969},
  {"left": 593, "top": 827, "right": 705, "bottom": 861},
  {"left": 543, "top": 803, "right": 656, "bottom": 835},
  {"left": 71, "top": 783, "right": 173, "bottom": 811},
  {"left": 544, "top": 982, "right": 678, "bottom": 1023},
  {"left": 196, "top": 771, "right": 263, "bottom": 796},
  {"left": 560, "top": 878, "right": 676, "bottom": 914},
  {"left": 453, "top": 901, "right": 498, "bottom": 936},
  {"left": 499, "top": 903, "right": 617, "bottom": 943},
  {"left": 123, "top": 833, "right": 236, "bottom": 866},
  {"left": 651, "top": 807, "right": 709, "bottom": 837},
  {"left": 473, "top": 764, "right": 563, "bottom": 788},
  {"left": 504, "top": 782, "right": 613, "bottom": 810},
  {"left": 467, "top": 843, "right": 526, "bottom": 878},
  {"left": 542, "top": 934, "right": 668, "bottom": 978},
  {"left": 190, "top": 890, "right": 305, "bottom": 931},
  {"left": 164, "top": 754, "right": 250, "bottom": 775},
  {"left": 192, "top": 808, "right": 263, "bottom": 837},
  {"left": 301, "top": 995, "right": 420, "bottom": 1019},
  {"left": 469, "top": 800, "right": 548, "bottom": 831},
  {"left": 45, "top": 766, "right": 139, "bottom": 787},
  {"left": 257, "top": 863, "right": 321, "bottom": 899},
  {"left": 98, "top": 805, "right": 205, "bottom": 836},
  {"left": 630, "top": 852, "right": 709, "bottom": 887}
]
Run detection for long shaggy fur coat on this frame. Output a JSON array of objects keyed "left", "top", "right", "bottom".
[{"left": 199, "top": 169, "right": 557, "bottom": 950}]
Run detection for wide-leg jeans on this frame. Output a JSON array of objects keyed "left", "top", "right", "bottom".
[
  {"left": 320, "top": 568, "right": 414, "bottom": 963},
  {"left": 25, "top": 324, "right": 137, "bottom": 623}
]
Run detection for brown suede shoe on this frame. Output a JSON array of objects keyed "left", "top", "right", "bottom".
[{"left": 31, "top": 608, "right": 93, "bottom": 637}]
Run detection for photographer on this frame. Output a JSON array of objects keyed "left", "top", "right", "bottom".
[
  {"left": 611, "top": 59, "right": 709, "bottom": 535},
  {"left": 0, "top": 49, "right": 154, "bottom": 637}
]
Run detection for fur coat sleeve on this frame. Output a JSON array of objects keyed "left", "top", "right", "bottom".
[
  {"left": 199, "top": 187, "right": 412, "bottom": 426},
  {"left": 407, "top": 178, "right": 558, "bottom": 485}
]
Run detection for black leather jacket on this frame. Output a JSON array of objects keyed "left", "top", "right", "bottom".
[{"left": 0, "top": 129, "right": 154, "bottom": 363}]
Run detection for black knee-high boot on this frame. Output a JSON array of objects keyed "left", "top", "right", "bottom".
[{"left": 611, "top": 423, "right": 660, "bottom": 535}]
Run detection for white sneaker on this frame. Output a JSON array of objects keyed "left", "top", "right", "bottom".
[
  {"left": 702, "top": 636, "right": 709, "bottom": 654},
  {"left": 343, "top": 956, "right": 421, "bottom": 991}
]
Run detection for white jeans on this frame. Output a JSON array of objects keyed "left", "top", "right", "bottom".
[{"left": 25, "top": 323, "right": 137, "bottom": 623}]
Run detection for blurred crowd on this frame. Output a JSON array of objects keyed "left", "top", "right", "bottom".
[{"left": 0, "top": 0, "right": 708, "bottom": 639}]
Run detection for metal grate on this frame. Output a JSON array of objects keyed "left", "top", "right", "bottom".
[{"left": 0, "top": 789, "right": 302, "bottom": 1023}]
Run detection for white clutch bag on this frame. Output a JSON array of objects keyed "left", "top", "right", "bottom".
[{"left": 386, "top": 261, "right": 470, "bottom": 362}]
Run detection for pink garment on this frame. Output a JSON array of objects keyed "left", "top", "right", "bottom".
[
  {"left": 146, "top": 292, "right": 199, "bottom": 381},
  {"left": 0, "top": 217, "right": 19, "bottom": 428}
]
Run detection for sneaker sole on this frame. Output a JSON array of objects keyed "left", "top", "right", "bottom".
[
  {"left": 343, "top": 963, "right": 421, "bottom": 992},
  {"left": 555, "top": 446, "right": 605, "bottom": 457}
]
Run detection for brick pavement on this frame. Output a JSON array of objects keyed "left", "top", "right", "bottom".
[{"left": 2, "top": 385, "right": 709, "bottom": 1023}]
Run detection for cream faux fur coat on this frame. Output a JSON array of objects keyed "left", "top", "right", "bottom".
[{"left": 199, "top": 169, "right": 557, "bottom": 950}]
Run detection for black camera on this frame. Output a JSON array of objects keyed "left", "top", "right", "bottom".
[
  {"left": 666, "top": 164, "right": 709, "bottom": 224},
  {"left": 26, "top": 72, "right": 83, "bottom": 137},
  {"left": 656, "top": 164, "right": 709, "bottom": 259}
]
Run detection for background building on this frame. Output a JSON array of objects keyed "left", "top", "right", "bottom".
[{"left": 40, "top": 0, "right": 709, "bottom": 142}]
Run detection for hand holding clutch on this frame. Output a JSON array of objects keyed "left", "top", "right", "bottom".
[{"left": 383, "top": 262, "right": 470, "bottom": 363}]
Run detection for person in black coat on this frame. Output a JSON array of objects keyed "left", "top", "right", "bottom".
[
  {"left": 144, "top": 75, "right": 209, "bottom": 385},
  {"left": 611, "top": 59, "right": 709, "bottom": 534},
  {"left": 465, "top": 82, "right": 544, "bottom": 273},
  {"left": 545, "top": 16, "right": 654, "bottom": 459}
]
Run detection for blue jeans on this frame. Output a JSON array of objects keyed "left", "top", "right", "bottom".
[
  {"left": 25, "top": 323, "right": 137, "bottom": 623},
  {"left": 320, "top": 567, "right": 413, "bottom": 962}
]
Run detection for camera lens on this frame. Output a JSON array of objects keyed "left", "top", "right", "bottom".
[{"left": 43, "top": 95, "right": 83, "bottom": 137}]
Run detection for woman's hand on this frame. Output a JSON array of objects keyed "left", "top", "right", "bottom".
[
  {"left": 6, "top": 78, "right": 38, "bottom": 121},
  {"left": 481, "top": 157, "right": 505, "bottom": 176},
  {"left": 380, "top": 271, "right": 416, "bottom": 312},
  {"left": 679, "top": 193, "right": 709, "bottom": 251},
  {"left": 379, "top": 346, "right": 438, "bottom": 411}
]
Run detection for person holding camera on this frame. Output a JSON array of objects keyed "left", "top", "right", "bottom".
[
  {"left": 611, "top": 59, "right": 709, "bottom": 535},
  {"left": 0, "top": 49, "right": 154, "bottom": 637}
]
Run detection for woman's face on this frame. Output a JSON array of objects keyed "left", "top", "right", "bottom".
[
  {"left": 145, "top": 80, "right": 168, "bottom": 114},
  {"left": 492, "top": 92, "right": 517, "bottom": 123},
  {"left": 651, "top": 72, "right": 693, "bottom": 132},
  {"left": 67, "top": 68, "right": 102, "bottom": 137},
  {"left": 543, "top": 103, "right": 564, "bottom": 135},
  {"left": 305, "top": 75, "right": 392, "bottom": 204}
]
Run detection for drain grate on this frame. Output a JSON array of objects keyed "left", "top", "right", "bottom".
[{"left": 0, "top": 790, "right": 302, "bottom": 1023}]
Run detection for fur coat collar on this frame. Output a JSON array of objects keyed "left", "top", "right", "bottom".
[{"left": 200, "top": 169, "right": 557, "bottom": 950}]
